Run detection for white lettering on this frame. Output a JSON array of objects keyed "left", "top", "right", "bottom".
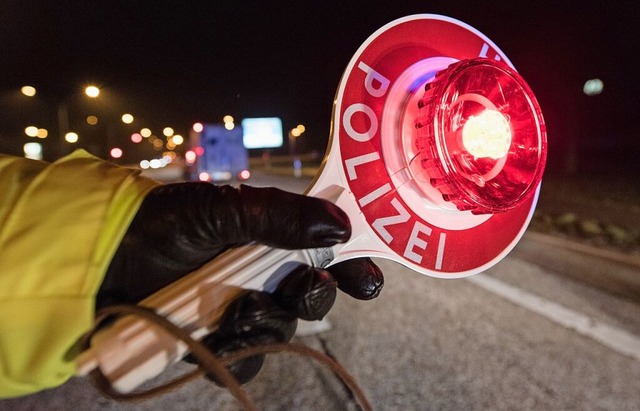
[
  {"left": 435, "top": 232, "right": 446, "bottom": 270},
  {"left": 343, "top": 103, "right": 378, "bottom": 142},
  {"left": 479, "top": 43, "right": 502, "bottom": 61},
  {"left": 403, "top": 221, "right": 432, "bottom": 264},
  {"left": 344, "top": 152, "right": 380, "bottom": 181},
  {"left": 372, "top": 198, "right": 410, "bottom": 243},
  {"left": 357, "top": 61, "right": 391, "bottom": 97},
  {"left": 359, "top": 183, "right": 392, "bottom": 207}
]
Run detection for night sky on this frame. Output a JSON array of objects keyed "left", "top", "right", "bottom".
[{"left": 1, "top": 1, "right": 638, "bottom": 174}]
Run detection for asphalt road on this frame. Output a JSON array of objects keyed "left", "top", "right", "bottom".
[{"left": 2, "top": 170, "right": 639, "bottom": 410}]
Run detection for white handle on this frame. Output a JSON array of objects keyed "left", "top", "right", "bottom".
[{"left": 76, "top": 244, "right": 332, "bottom": 393}]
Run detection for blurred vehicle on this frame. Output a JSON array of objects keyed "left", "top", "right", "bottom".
[{"left": 188, "top": 123, "right": 250, "bottom": 182}]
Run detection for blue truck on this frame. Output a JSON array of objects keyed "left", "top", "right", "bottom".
[{"left": 189, "top": 123, "right": 250, "bottom": 182}]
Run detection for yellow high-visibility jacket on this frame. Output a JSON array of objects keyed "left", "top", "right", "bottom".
[{"left": 0, "top": 150, "right": 158, "bottom": 398}]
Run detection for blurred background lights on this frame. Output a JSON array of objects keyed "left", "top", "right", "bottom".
[
  {"left": 583, "top": 78, "right": 604, "bottom": 96},
  {"left": 25, "top": 126, "right": 39, "bottom": 137},
  {"left": 163, "top": 127, "right": 174, "bottom": 137},
  {"left": 23, "top": 142, "right": 43, "bottom": 160},
  {"left": 21, "top": 85, "right": 36, "bottom": 97},
  {"left": 290, "top": 128, "right": 301, "bottom": 137},
  {"left": 224, "top": 114, "right": 235, "bottom": 130},
  {"left": 239, "top": 169, "right": 251, "bottom": 180},
  {"left": 162, "top": 153, "right": 176, "bottom": 163},
  {"left": 85, "top": 85, "right": 100, "bottom": 98},
  {"left": 65, "top": 132, "right": 79, "bottom": 143},
  {"left": 131, "top": 133, "right": 143, "bottom": 143},
  {"left": 296, "top": 124, "right": 305, "bottom": 133},
  {"left": 192, "top": 122, "right": 204, "bottom": 133},
  {"left": 140, "top": 128, "right": 152, "bottom": 137},
  {"left": 86, "top": 115, "right": 98, "bottom": 125},
  {"left": 110, "top": 147, "right": 123, "bottom": 158},
  {"left": 139, "top": 160, "right": 150, "bottom": 169},
  {"left": 185, "top": 150, "right": 196, "bottom": 164},
  {"left": 36, "top": 128, "right": 48, "bottom": 138},
  {"left": 171, "top": 134, "right": 184, "bottom": 145},
  {"left": 121, "top": 113, "right": 134, "bottom": 124}
]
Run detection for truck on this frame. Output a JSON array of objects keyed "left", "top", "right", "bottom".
[{"left": 188, "top": 123, "right": 250, "bottom": 182}]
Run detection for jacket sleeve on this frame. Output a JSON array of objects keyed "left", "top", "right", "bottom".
[{"left": 0, "top": 150, "right": 159, "bottom": 398}]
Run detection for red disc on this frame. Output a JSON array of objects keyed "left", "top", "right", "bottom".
[{"left": 335, "top": 15, "right": 538, "bottom": 276}]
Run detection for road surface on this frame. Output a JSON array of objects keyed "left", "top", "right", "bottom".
[{"left": 2, "top": 170, "right": 639, "bottom": 410}]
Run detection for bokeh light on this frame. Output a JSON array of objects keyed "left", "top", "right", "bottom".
[
  {"left": 25, "top": 126, "right": 39, "bottom": 137},
  {"left": 122, "top": 113, "right": 134, "bottom": 124},
  {"left": 21, "top": 86, "right": 36, "bottom": 97},
  {"left": 65, "top": 132, "right": 79, "bottom": 143},
  {"left": 85, "top": 85, "right": 100, "bottom": 98},
  {"left": 172, "top": 134, "right": 184, "bottom": 145},
  {"left": 23, "top": 142, "right": 42, "bottom": 160},
  {"left": 110, "top": 147, "right": 123, "bottom": 158}
]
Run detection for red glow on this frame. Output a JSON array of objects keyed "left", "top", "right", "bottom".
[
  {"left": 194, "top": 146, "right": 205, "bottom": 156},
  {"left": 415, "top": 58, "right": 547, "bottom": 214}
]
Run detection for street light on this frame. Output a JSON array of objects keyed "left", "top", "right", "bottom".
[
  {"left": 288, "top": 125, "right": 305, "bottom": 177},
  {"left": 121, "top": 113, "right": 134, "bottom": 124},
  {"left": 85, "top": 85, "right": 100, "bottom": 98},
  {"left": 65, "top": 132, "right": 79, "bottom": 143},
  {"left": 21, "top": 85, "right": 37, "bottom": 97}
]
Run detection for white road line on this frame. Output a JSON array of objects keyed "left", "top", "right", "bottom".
[{"left": 466, "top": 273, "right": 640, "bottom": 361}]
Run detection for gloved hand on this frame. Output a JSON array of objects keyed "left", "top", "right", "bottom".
[{"left": 97, "top": 183, "right": 383, "bottom": 383}]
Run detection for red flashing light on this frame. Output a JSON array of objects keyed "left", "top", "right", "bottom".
[{"left": 414, "top": 58, "right": 547, "bottom": 214}]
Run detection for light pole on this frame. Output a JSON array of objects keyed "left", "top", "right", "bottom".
[
  {"left": 56, "top": 84, "right": 101, "bottom": 156},
  {"left": 288, "top": 124, "right": 305, "bottom": 177}
]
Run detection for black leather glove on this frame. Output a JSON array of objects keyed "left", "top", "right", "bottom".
[{"left": 98, "top": 183, "right": 383, "bottom": 383}]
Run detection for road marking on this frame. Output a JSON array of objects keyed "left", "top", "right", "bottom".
[{"left": 466, "top": 273, "right": 640, "bottom": 361}]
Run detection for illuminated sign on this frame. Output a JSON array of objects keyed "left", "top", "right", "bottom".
[{"left": 241, "top": 117, "right": 284, "bottom": 149}]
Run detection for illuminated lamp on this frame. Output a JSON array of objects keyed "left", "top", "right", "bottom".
[{"left": 414, "top": 58, "right": 546, "bottom": 214}]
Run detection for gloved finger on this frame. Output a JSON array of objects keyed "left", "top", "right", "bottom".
[
  {"left": 224, "top": 184, "right": 352, "bottom": 249},
  {"left": 184, "top": 291, "right": 297, "bottom": 385},
  {"left": 139, "top": 183, "right": 352, "bottom": 250},
  {"left": 101, "top": 183, "right": 351, "bottom": 307},
  {"left": 272, "top": 264, "right": 337, "bottom": 321},
  {"left": 327, "top": 257, "right": 384, "bottom": 300}
]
